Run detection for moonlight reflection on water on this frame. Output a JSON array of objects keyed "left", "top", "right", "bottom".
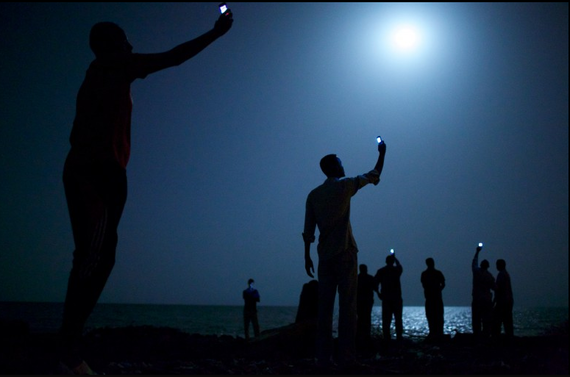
[{"left": 367, "top": 306, "right": 472, "bottom": 339}]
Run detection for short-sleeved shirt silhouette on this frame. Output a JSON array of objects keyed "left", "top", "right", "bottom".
[
  {"left": 375, "top": 263, "right": 403, "bottom": 301},
  {"left": 472, "top": 259, "right": 495, "bottom": 302},
  {"left": 303, "top": 171, "right": 379, "bottom": 261},
  {"left": 243, "top": 287, "right": 260, "bottom": 312},
  {"left": 495, "top": 270, "right": 513, "bottom": 306},
  {"left": 421, "top": 268, "right": 445, "bottom": 300},
  {"left": 67, "top": 53, "right": 163, "bottom": 169},
  {"left": 358, "top": 272, "right": 376, "bottom": 304}
]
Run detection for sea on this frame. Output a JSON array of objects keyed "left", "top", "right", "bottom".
[{"left": 0, "top": 302, "right": 567, "bottom": 339}]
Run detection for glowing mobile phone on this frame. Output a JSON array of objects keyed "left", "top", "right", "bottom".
[
  {"left": 219, "top": 3, "right": 228, "bottom": 14},
  {"left": 377, "top": 136, "right": 383, "bottom": 143},
  {"left": 478, "top": 243, "right": 483, "bottom": 247},
  {"left": 390, "top": 248, "right": 394, "bottom": 254}
]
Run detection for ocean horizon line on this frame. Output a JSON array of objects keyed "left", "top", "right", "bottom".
[{"left": 1, "top": 300, "right": 567, "bottom": 310}]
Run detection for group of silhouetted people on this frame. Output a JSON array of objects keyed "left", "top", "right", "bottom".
[
  {"left": 299, "top": 133, "right": 517, "bottom": 368},
  {"left": 472, "top": 245, "right": 514, "bottom": 340},
  {"left": 56, "top": 3, "right": 516, "bottom": 373},
  {"left": 351, "top": 245, "right": 514, "bottom": 354},
  {"left": 355, "top": 253, "right": 440, "bottom": 347},
  {"left": 244, "top": 243, "right": 514, "bottom": 366}
]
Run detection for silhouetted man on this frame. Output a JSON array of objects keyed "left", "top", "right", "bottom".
[
  {"left": 471, "top": 245, "right": 495, "bottom": 338},
  {"left": 421, "top": 257, "right": 446, "bottom": 340},
  {"left": 243, "top": 278, "right": 260, "bottom": 340},
  {"left": 375, "top": 253, "right": 403, "bottom": 341},
  {"left": 493, "top": 259, "right": 514, "bottom": 339},
  {"left": 59, "top": 10, "right": 233, "bottom": 374},
  {"left": 357, "top": 264, "right": 378, "bottom": 347},
  {"left": 303, "top": 140, "right": 387, "bottom": 368}
]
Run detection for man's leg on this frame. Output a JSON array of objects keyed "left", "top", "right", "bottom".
[
  {"left": 252, "top": 312, "right": 260, "bottom": 337},
  {"left": 394, "top": 299, "right": 403, "bottom": 340},
  {"left": 244, "top": 312, "right": 250, "bottom": 340},
  {"left": 337, "top": 250, "right": 357, "bottom": 366},
  {"left": 363, "top": 302, "right": 373, "bottom": 339},
  {"left": 472, "top": 301, "right": 481, "bottom": 336},
  {"left": 316, "top": 255, "right": 338, "bottom": 366},
  {"left": 437, "top": 300, "right": 445, "bottom": 337},
  {"left": 60, "top": 163, "right": 127, "bottom": 366},
  {"left": 481, "top": 300, "right": 493, "bottom": 338},
  {"left": 425, "top": 299, "right": 433, "bottom": 337},
  {"left": 356, "top": 302, "right": 365, "bottom": 342},
  {"left": 492, "top": 305, "right": 502, "bottom": 337},
  {"left": 504, "top": 305, "right": 514, "bottom": 338},
  {"left": 381, "top": 303, "right": 392, "bottom": 340}
]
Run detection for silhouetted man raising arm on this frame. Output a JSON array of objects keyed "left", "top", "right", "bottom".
[
  {"left": 59, "top": 9, "right": 233, "bottom": 374},
  {"left": 302, "top": 139, "right": 387, "bottom": 368}
]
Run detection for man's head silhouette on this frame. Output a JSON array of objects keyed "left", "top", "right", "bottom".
[
  {"left": 425, "top": 257, "right": 435, "bottom": 269},
  {"left": 480, "top": 259, "right": 490, "bottom": 270},
  {"left": 90, "top": 22, "right": 133, "bottom": 57},
  {"left": 386, "top": 254, "right": 395, "bottom": 266},
  {"left": 496, "top": 259, "right": 506, "bottom": 271},
  {"left": 320, "top": 154, "right": 345, "bottom": 178},
  {"left": 320, "top": 154, "right": 344, "bottom": 178}
]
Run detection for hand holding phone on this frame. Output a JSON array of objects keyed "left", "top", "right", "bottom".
[
  {"left": 376, "top": 135, "right": 386, "bottom": 154},
  {"left": 219, "top": 2, "right": 229, "bottom": 14},
  {"left": 214, "top": 3, "right": 233, "bottom": 36}
]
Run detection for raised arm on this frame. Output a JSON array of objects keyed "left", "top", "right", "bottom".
[
  {"left": 394, "top": 255, "right": 403, "bottom": 274},
  {"left": 133, "top": 11, "right": 233, "bottom": 76},
  {"left": 472, "top": 246, "right": 481, "bottom": 272},
  {"left": 374, "top": 140, "right": 387, "bottom": 176}
]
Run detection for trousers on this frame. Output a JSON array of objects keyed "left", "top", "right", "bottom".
[
  {"left": 60, "top": 160, "right": 127, "bottom": 347},
  {"left": 316, "top": 249, "right": 357, "bottom": 365}
]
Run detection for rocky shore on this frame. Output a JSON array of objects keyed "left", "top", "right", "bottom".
[{"left": 1, "top": 319, "right": 567, "bottom": 375}]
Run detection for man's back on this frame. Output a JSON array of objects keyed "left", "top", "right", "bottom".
[
  {"left": 357, "top": 272, "right": 376, "bottom": 304},
  {"left": 304, "top": 172, "right": 378, "bottom": 261},
  {"left": 375, "top": 265, "right": 403, "bottom": 301},
  {"left": 243, "top": 287, "right": 260, "bottom": 312},
  {"left": 472, "top": 268, "right": 494, "bottom": 301},
  {"left": 495, "top": 270, "right": 513, "bottom": 306},
  {"left": 421, "top": 268, "right": 445, "bottom": 300}
]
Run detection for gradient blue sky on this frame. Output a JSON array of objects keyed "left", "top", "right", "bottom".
[{"left": 1, "top": 2, "right": 568, "bottom": 308}]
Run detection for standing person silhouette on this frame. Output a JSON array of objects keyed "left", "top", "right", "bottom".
[
  {"left": 356, "top": 264, "right": 378, "bottom": 349},
  {"left": 374, "top": 252, "right": 404, "bottom": 341},
  {"left": 302, "top": 139, "right": 387, "bottom": 368},
  {"left": 493, "top": 259, "right": 514, "bottom": 339},
  {"left": 243, "top": 278, "right": 261, "bottom": 340},
  {"left": 421, "top": 257, "right": 446, "bottom": 340},
  {"left": 471, "top": 245, "right": 495, "bottom": 339},
  {"left": 58, "top": 8, "right": 233, "bottom": 374}
]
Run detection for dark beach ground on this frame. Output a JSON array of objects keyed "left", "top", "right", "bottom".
[{"left": 1, "top": 319, "right": 567, "bottom": 375}]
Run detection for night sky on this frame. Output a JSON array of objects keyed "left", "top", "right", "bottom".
[{"left": 1, "top": 2, "right": 567, "bottom": 308}]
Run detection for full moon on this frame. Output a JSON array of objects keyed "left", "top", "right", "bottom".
[{"left": 391, "top": 25, "right": 420, "bottom": 51}]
